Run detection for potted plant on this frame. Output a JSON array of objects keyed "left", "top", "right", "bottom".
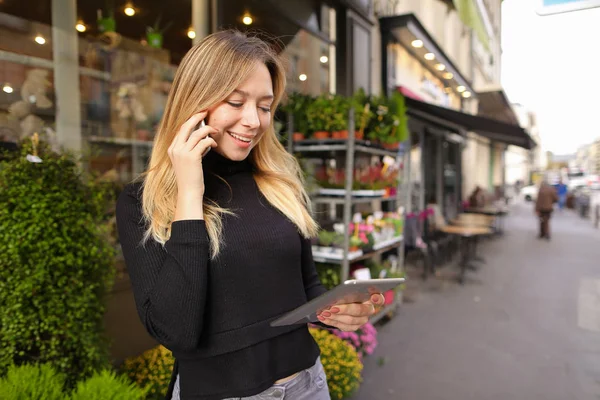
[
  {"left": 353, "top": 89, "right": 374, "bottom": 141},
  {"left": 97, "top": 0, "right": 116, "bottom": 33},
  {"left": 349, "top": 235, "right": 363, "bottom": 252},
  {"left": 330, "top": 95, "right": 350, "bottom": 139},
  {"left": 306, "top": 95, "right": 333, "bottom": 140},
  {"left": 281, "top": 92, "right": 312, "bottom": 141},
  {"left": 389, "top": 92, "right": 409, "bottom": 143},
  {"left": 317, "top": 230, "right": 335, "bottom": 251},
  {"left": 146, "top": 15, "right": 172, "bottom": 49}
]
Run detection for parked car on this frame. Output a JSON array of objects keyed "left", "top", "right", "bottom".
[{"left": 521, "top": 185, "right": 538, "bottom": 202}]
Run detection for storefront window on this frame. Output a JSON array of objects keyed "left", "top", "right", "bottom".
[
  {"left": 0, "top": 60, "right": 54, "bottom": 143},
  {"left": 282, "top": 29, "right": 333, "bottom": 96}
]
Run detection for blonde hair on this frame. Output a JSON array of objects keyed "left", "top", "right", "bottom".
[{"left": 141, "top": 30, "right": 318, "bottom": 258}]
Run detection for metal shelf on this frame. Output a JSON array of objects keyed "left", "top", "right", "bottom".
[
  {"left": 311, "top": 236, "right": 404, "bottom": 264},
  {"left": 292, "top": 141, "right": 398, "bottom": 157},
  {"left": 286, "top": 109, "right": 408, "bottom": 282},
  {"left": 312, "top": 196, "right": 398, "bottom": 205},
  {"left": 88, "top": 136, "right": 154, "bottom": 147}
]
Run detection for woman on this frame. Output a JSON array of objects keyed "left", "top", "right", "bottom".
[{"left": 116, "top": 30, "right": 383, "bottom": 400}]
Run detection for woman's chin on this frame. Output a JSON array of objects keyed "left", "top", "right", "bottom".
[{"left": 214, "top": 146, "right": 251, "bottom": 161}]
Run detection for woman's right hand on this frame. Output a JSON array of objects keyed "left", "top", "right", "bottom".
[{"left": 168, "top": 111, "right": 218, "bottom": 198}]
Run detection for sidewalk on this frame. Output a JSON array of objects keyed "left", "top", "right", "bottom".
[{"left": 352, "top": 202, "right": 600, "bottom": 400}]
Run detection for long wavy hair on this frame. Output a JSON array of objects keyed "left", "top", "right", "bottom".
[{"left": 141, "top": 30, "right": 318, "bottom": 258}]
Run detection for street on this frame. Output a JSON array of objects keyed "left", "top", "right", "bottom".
[{"left": 353, "top": 202, "right": 600, "bottom": 400}]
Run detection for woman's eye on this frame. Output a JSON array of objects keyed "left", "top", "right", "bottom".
[
  {"left": 227, "top": 102, "right": 243, "bottom": 108},
  {"left": 259, "top": 106, "right": 271, "bottom": 113}
]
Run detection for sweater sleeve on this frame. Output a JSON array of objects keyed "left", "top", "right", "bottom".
[
  {"left": 115, "top": 184, "right": 210, "bottom": 352},
  {"left": 300, "top": 236, "right": 328, "bottom": 301}
]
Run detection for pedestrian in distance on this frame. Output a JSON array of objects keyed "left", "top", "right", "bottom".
[
  {"left": 535, "top": 180, "right": 559, "bottom": 240},
  {"left": 556, "top": 179, "right": 568, "bottom": 211},
  {"left": 116, "top": 30, "right": 384, "bottom": 400}
]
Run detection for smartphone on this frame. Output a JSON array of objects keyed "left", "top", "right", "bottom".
[{"left": 196, "top": 119, "right": 212, "bottom": 157}]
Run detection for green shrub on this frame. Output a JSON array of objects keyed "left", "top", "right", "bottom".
[
  {"left": 309, "top": 327, "right": 363, "bottom": 400},
  {"left": 70, "top": 369, "right": 149, "bottom": 400},
  {"left": 122, "top": 345, "right": 175, "bottom": 399},
  {"left": 0, "top": 363, "right": 65, "bottom": 400},
  {"left": 315, "top": 263, "right": 341, "bottom": 290},
  {"left": 0, "top": 140, "right": 116, "bottom": 386}
]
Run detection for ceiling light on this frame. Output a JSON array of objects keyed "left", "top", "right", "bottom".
[
  {"left": 75, "top": 20, "right": 86, "bottom": 32},
  {"left": 457, "top": 85, "right": 466, "bottom": 93},
  {"left": 2, "top": 83, "right": 13, "bottom": 94},
  {"left": 411, "top": 39, "right": 423, "bottom": 48},
  {"left": 242, "top": 12, "right": 253, "bottom": 25},
  {"left": 434, "top": 63, "right": 446, "bottom": 71},
  {"left": 320, "top": 55, "right": 328, "bottom": 64},
  {"left": 462, "top": 91, "right": 472, "bottom": 98},
  {"left": 124, "top": 2, "right": 136, "bottom": 16},
  {"left": 424, "top": 53, "right": 435, "bottom": 61},
  {"left": 299, "top": 74, "right": 307, "bottom": 81},
  {"left": 34, "top": 35, "right": 46, "bottom": 45},
  {"left": 187, "top": 28, "right": 196, "bottom": 39},
  {"left": 443, "top": 72, "right": 454, "bottom": 80}
]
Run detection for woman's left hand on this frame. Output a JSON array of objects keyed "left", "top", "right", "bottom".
[{"left": 316, "top": 293, "right": 385, "bottom": 331}]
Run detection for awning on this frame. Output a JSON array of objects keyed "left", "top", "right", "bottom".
[
  {"left": 404, "top": 96, "right": 535, "bottom": 150},
  {"left": 477, "top": 87, "right": 520, "bottom": 126}
]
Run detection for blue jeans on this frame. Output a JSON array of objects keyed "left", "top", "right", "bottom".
[
  {"left": 171, "top": 357, "right": 330, "bottom": 400},
  {"left": 558, "top": 194, "right": 566, "bottom": 209}
]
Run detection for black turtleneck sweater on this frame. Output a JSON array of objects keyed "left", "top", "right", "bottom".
[{"left": 115, "top": 151, "right": 327, "bottom": 400}]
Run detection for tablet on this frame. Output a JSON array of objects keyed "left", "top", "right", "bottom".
[{"left": 270, "top": 278, "right": 405, "bottom": 327}]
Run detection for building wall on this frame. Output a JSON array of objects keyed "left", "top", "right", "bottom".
[
  {"left": 512, "top": 103, "right": 545, "bottom": 178},
  {"left": 389, "top": 0, "right": 473, "bottom": 82},
  {"left": 492, "top": 144, "right": 504, "bottom": 186},
  {"left": 594, "top": 140, "right": 600, "bottom": 174},
  {"left": 505, "top": 145, "right": 530, "bottom": 185},
  {"left": 462, "top": 132, "right": 493, "bottom": 197}
]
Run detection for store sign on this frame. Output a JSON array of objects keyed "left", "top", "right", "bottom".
[
  {"left": 421, "top": 79, "right": 450, "bottom": 107},
  {"left": 537, "top": 0, "right": 600, "bottom": 15}
]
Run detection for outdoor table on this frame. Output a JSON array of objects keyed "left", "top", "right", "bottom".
[
  {"left": 452, "top": 213, "right": 495, "bottom": 227},
  {"left": 438, "top": 224, "right": 493, "bottom": 284},
  {"left": 464, "top": 206, "right": 507, "bottom": 233}
]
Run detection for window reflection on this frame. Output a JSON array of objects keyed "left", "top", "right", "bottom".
[{"left": 282, "top": 29, "right": 332, "bottom": 96}]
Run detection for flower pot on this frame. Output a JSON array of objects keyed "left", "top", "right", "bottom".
[
  {"left": 147, "top": 32, "right": 164, "bottom": 49},
  {"left": 349, "top": 246, "right": 360, "bottom": 252},
  {"left": 292, "top": 132, "right": 305, "bottom": 141},
  {"left": 383, "top": 142, "right": 399, "bottom": 150},
  {"left": 98, "top": 17, "right": 116, "bottom": 33},
  {"left": 313, "top": 131, "right": 330, "bottom": 140},
  {"left": 137, "top": 129, "right": 151, "bottom": 141},
  {"left": 383, "top": 289, "right": 395, "bottom": 305},
  {"left": 336, "top": 130, "right": 349, "bottom": 139},
  {"left": 355, "top": 131, "right": 364, "bottom": 140}
]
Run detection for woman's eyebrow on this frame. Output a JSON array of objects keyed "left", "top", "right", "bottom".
[{"left": 232, "top": 89, "right": 273, "bottom": 100}]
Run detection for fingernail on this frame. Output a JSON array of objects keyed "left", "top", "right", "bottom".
[
  {"left": 330, "top": 307, "right": 340, "bottom": 313},
  {"left": 317, "top": 315, "right": 325, "bottom": 321},
  {"left": 322, "top": 311, "right": 331, "bottom": 318}
]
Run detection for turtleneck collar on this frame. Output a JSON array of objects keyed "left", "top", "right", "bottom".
[{"left": 202, "top": 150, "right": 253, "bottom": 176}]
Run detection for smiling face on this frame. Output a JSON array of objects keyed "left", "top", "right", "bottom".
[{"left": 206, "top": 61, "right": 274, "bottom": 161}]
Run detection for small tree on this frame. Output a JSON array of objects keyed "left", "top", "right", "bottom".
[{"left": 0, "top": 139, "right": 116, "bottom": 387}]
